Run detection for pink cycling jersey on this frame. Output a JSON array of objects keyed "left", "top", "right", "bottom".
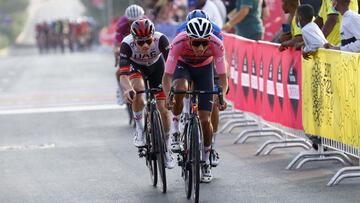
[{"left": 165, "top": 31, "right": 226, "bottom": 75}]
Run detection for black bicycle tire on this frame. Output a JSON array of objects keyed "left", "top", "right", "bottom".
[
  {"left": 145, "top": 112, "right": 157, "bottom": 186},
  {"left": 152, "top": 110, "right": 167, "bottom": 193},
  {"left": 192, "top": 117, "right": 201, "bottom": 203},
  {"left": 184, "top": 121, "right": 192, "bottom": 199}
]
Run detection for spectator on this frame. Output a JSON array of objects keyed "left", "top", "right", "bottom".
[
  {"left": 196, "top": 0, "right": 224, "bottom": 27},
  {"left": 278, "top": 0, "right": 302, "bottom": 51},
  {"left": 211, "top": 0, "right": 227, "bottom": 23},
  {"left": 188, "top": 0, "right": 197, "bottom": 10},
  {"left": 297, "top": 4, "right": 327, "bottom": 59},
  {"left": 261, "top": 0, "right": 270, "bottom": 20},
  {"left": 300, "top": 0, "right": 322, "bottom": 16},
  {"left": 154, "top": 0, "right": 179, "bottom": 40},
  {"left": 315, "top": 0, "right": 358, "bottom": 46},
  {"left": 222, "top": 0, "right": 264, "bottom": 40},
  {"left": 220, "top": 0, "right": 236, "bottom": 33},
  {"left": 325, "top": 0, "right": 360, "bottom": 52},
  {"left": 221, "top": 0, "right": 236, "bottom": 17}
]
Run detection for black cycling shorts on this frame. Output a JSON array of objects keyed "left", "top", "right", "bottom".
[
  {"left": 172, "top": 61, "right": 214, "bottom": 112},
  {"left": 128, "top": 56, "right": 166, "bottom": 99}
]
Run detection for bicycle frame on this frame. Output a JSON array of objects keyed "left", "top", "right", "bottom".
[
  {"left": 138, "top": 76, "right": 167, "bottom": 193},
  {"left": 170, "top": 88, "right": 224, "bottom": 203}
]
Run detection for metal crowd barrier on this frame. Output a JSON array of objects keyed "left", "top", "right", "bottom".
[
  {"left": 322, "top": 138, "right": 360, "bottom": 186},
  {"left": 218, "top": 110, "right": 359, "bottom": 186},
  {"left": 225, "top": 112, "right": 311, "bottom": 155},
  {"left": 218, "top": 105, "right": 258, "bottom": 134}
]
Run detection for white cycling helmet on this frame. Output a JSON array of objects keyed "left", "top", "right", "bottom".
[
  {"left": 186, "top": 18, "right": 213, "bottom": 39},
  {"left": 125, "top": 4, "right": 145, "bottom": 21}
]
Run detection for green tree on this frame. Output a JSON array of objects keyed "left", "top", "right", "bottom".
[{"left": 0, "top": 0, "right": 29, "bottom": 48}]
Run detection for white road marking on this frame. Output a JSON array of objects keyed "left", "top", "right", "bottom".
[
  {"left": 0, "top": 143, "right": 56, "bottom": 151},
  {"left": 0, "top": 104, "right": 125, "bottom": 115}
]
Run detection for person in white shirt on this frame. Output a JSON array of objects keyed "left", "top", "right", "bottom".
[
  {"left": 324, "top": 0, "right": 360, "bottom": 52},
  {"left": 211, "top": 0, "right": 227, "bottom": 23},
  {"left": 296, "top": 4, "right": 328, "bottom": 59},
  {"left": 197, "top": 0, "right": 224, "bottom": 27}
]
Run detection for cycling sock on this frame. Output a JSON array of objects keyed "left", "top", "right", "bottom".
[
  {"left": 133, "top": 111, "right": 144, "bottom": 133},
  {"left": 165, "top": 132, "right": 171, "bottom": 150},
  {"left": 212, "top": 132, "right": 217, "bottom": 149},
  {"left": 204, "top": 146, "right": 211, "bottom": 164},
  {"left": 183, "top": 97, "right": 190, "bottom": 114},
  {"left": 171, "top": 114, "right": 180, "bottom": 133}
]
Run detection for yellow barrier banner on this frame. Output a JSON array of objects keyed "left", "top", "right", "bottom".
[{"left": 302, "top": 49, "right": 360, "bottom": 148}]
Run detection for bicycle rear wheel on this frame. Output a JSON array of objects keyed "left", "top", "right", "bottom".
[
  {"left": 152, "top": 110, "right": 167, "bottom": 193},
  {"left": 191, "top": 117, "right": 201, "bottom": 203},
  {"left": 145, "top": 113, "right": 157, "bottom": 186}
]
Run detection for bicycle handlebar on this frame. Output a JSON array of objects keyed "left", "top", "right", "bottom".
[
  {"left": 129, "top": 88, "right": 163, "bottom": 101},
  {"left": 136, "top": 88, "right": 163, "bottom": 95},
  {"left": 169, "top": 87, "right": 225, "bottom": 106}
]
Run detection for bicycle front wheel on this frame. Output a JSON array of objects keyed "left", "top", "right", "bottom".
[
  {"left": 183, "top": 122, "right": 192, "bottom": 199},
  {"left": 152, "top": 110, "right": 167, "bottom": 193},
  {"left": 191, "top": 117, "right": 202, "bottom": 203},
  {"left": 145, "top": 112, "right": 157, "bottom": 186}
]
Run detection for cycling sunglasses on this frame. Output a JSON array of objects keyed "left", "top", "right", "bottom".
[
  {"left": 191, "top": 40, "right": 209, "bottom": 47},
  {"left": 136, "top": 38, "right": 153, "bottom": 46}
]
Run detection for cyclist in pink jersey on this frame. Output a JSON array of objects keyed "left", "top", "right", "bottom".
[{"left": 162, "top": 18, "right": 228, "bottom": 183}]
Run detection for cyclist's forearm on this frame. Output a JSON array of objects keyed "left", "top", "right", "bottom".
[
  {"left": 119, "top": 75, "right": 133, "bottom": 92},
  {"left": 162, "top": 73, "right": 173, "bottom": 97},
  {"left": 218, "top": 74, "right": 228, "bottom": 95}
]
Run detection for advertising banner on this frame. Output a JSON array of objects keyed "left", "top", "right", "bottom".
[
  {"left": 223, "top": 33, "right": 238, "bottom": 102},
  {"left": 223, "top": 34, "right": 302, "bottom": 130},
  {"left": 302, "top": 49, "right": 360, "bottom": 147},
  {"left": 262, "top": 0, "right": 286, "bottom": 41}
]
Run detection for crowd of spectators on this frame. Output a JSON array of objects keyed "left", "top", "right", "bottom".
[
  {"left": 35, "top": 17, "right": 97, "bottom": 54},
  {"left": 107, "top": 0, "right": 360, "bottom": 56},
  {"left": 276, "top": 0, "right": 360, "bottom": 56}
]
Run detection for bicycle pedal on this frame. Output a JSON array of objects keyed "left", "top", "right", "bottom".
[
  {"left": 138, "top": 148, "right": 147, "bottom": 158},
  {"left": 177, "top": 155, "right": 183, "bottom": 166},
  {"left": 178, "top": 161, "right": 183, "bottom": 167}
]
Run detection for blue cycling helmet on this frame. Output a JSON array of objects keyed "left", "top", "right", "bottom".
[{"left": 186, "top": 9, "right": 210, "bottom": 21}]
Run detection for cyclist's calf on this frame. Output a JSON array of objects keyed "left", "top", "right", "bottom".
[
  {"left": 199, "top": 111, "right": 213, "bottom": 147},
  {"left": 156, "top": 100, "right": 171, "bottom": 134},
  {"left": 172, "top": 79, "right": 188, "bottom": 115},
  {"left": 131, "top": 78, "right": 145, "bottom": 111}
]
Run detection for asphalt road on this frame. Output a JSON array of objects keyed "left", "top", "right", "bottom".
[{"left": 1, "top": 47, "right": 360, "bottom": 203}]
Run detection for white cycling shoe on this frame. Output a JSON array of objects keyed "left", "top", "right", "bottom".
[
  {"left": 133, "top": 131, "right": 146, "bottom": 147},
  {"left": 165, "top": 151, "right": 176, "bottom": 169},
  {"left": 201, "top": 163, "right": 213, "bottom": 183}
]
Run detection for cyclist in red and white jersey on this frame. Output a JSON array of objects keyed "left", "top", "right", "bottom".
[
  {"left": 118, "top": 19, "right": 176, "bottom": 169},
  {"left": 114, "top": 4, "right": 145, "bottom": 104},
  {"left": 162, "top": 18, "right": 228, "bottom": 182}
]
